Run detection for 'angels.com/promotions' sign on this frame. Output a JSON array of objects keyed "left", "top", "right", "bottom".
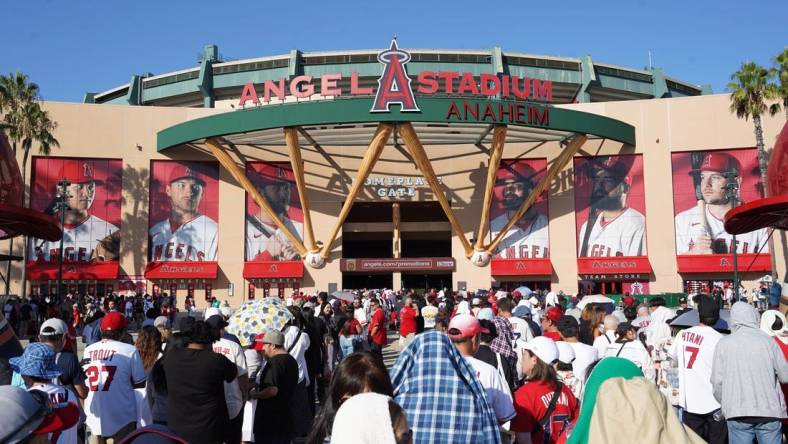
[
  {"left": 340, "top": 257, "right": 456, "bottom": 272},
  {"left": 27, "top": 157, "right": 122, "bottom": 280},
  {"left": 237, "top": 40, "right": 553, "bottom": 126}
]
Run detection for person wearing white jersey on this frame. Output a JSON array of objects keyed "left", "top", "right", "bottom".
[
  {"left": 668, "top": 296, "right": 726, "bottom": 443},
  {"left": 31, "top": 159, "right": 119, "bottom": 262},
  {"left": 604, "top": 321, "right": 654, "bottom": 382},
  {"left": 10, "top": 342, "right": 82, "bottom": 444},
  {"left": 207, "top": 314, "right": 248, "bottom": 443},
  {"left": 593, "top": 315, "right": 619, "bottom": 359},
  {"left": 499, "top": 298, "right": 534, "bottom": 344},
  {"left": 448, "top": 314, "right": 516, "bottom": 423},
  {"left": 675, "top": 151, "right": 769, "bottom": 255},
  {"left": 578, "top": 157, "right": 646, "bottom": 257},
  {"left": 246, "top": 165, "right": 303, "bottom": 261},
  {"left": 149, "top": 164, "right": 217, "bottom": 261},
  {"left": 491, "top": 161, "right": 550, "bottom": 259},
  {"left": 556, "top": 315, "right": 598, "bottom": 383},
  {"left": 82, "top": 312, "right": 147, "bottom": 443}
]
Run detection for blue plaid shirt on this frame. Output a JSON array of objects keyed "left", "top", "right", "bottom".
[{"left": 390, "top": 331, "right": 502, "bottom": 444}]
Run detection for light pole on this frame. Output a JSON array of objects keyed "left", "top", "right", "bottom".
[
  {"left": 724, "top": 172, "right": 740, "bottom": 301},
  {"left": 55, "top": 179, "right": 71, "bottom": 302}
]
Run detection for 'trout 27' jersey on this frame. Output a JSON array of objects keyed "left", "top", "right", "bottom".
[
  {"left": 149, "top": 215, "right": 218, "bottom": 261},
  {"left": 668, "top": 325, "right": 722, "bottom": 414},
  {"left": 30, "top": 215, "right": 118, "bottom": 261},
  {"left": 674, "top": 205, "right": 769, "bottom": 255},
  {"left": 82, "top": 339, "right": 147, "bottom": 436},
  {"left": 245, "top": 215, "right": 303, "bottom": 261},
  {"left": 491, "top": 213, "right": 550, "bottom": 259},
  {"left": 578, "top": 207, "right": 646, "bottom": 257}
]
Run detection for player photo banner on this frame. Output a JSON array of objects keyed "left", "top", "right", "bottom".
[
  {"left": 245, "top": 161, "right": 304, "bottom": 262},
  {"left": 489, "top": 159, "right": 550, "bottom": 259},
  {"left": 574, "top": 154, "right": 647, "bottom": 258},
  {"left": 27, "top": 157, "right": 122, "bottom": 270},
  {"left": 671, "top": 148, "right": 770, "bottom": 271},
  {"left": 148, "top": 160, "right": 219, "bottom": 262}
]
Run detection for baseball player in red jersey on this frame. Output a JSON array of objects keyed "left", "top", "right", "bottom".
[
  {"left": 31, "top": 159, "right": 119, "bottom": 262},
  {"left": 490, "top": 162, "right": 549, "bottom": 259},
  {"left": 577, "top": 157, "right": 646, "bottom": 257},
  {"left": 149, "top": 164, "right": 218, "bottom": 261},
  {"left": 674, "top": 152, "right": 768, "bottom": 255}
]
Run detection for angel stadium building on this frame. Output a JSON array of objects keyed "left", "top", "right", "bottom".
[{"left": 6, "top": 42, "right": 786, "bottom": 306}]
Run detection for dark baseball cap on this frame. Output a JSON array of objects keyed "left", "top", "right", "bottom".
[
  {"left": 173, "top": 316, "right": 196, "bottom": 334},
  {"left": 556, "top": 315, "right": 579, "bottom": 331},
  {"left": 205, "top": 315, "right": 228, "bottom": 330}
]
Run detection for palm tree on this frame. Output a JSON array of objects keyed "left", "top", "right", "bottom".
[
  {"left": 775, "top": 48, "right": 788, "bottom": 120},
  {"left": 0, "top": 72, "right": 59, "bottom": 297},
  {"left": 728, "top": 62, "right": 780, "bottom": 279}
]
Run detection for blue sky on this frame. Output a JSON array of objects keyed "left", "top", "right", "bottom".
[{"left": 4, "top": 0, "right": 787, "bottom": 102}]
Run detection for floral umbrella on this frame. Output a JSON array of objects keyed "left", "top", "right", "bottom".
[{"left": 225, "top": 297, "right": 293, "bottom": 347}]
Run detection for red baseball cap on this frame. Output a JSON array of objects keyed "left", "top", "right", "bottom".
[
  {"left": 56, "top": 160, "right": 103, "bottom": 185},
  {"left": 100, "top": 311, "right": 127, "bottom": 331},
  {"left": 447, "top": 314, "right": 489, "bottom": 339},
  {"left": 34, "top": 401, "right": 80, "bottom": 435},
  {"left": 691, "top": 152, "right": 741, "bottom": 175},
  {"left": 497, "top": 161, "right": 537, "bottom": 185},
  {"left": 168, "top": 164, "right": 206, "bottom": 186},
  {"left": 545, "top": 307, "right": 563, "bottom": 323},
  {"left": 253, "top": 333, "right": 266, "bottom": 351},
  {"left": 590, "top": 157, "right": 632, "bottom": 187},
  {"left": 622, "top": 295, "right": 637, "bottom": 307}
]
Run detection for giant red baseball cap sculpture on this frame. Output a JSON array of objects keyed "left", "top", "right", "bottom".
[{"left": 0, "top": 130, "right": 62, "bottom": 241}]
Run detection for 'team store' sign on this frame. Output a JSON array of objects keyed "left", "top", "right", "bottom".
[{"left": 237, "top": 40, "right": 553, "bottom": 126}]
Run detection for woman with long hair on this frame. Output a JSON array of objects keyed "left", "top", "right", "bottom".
[
  {"left": 134, "top": 326, "right": 162, "bottom": 427},
  {"left": 135, "top": 326, "right": 162, "bottom": 373},
  {"left": 511, "top": 337, "right": 579, "bottom": 444},
  {"left": 307, "top": 351, "right": 394, "bottom": 444},
  {"left": 587, "top": 305, "right": 608, "bottom": 344}
]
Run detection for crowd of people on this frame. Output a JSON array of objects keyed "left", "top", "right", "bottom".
[{"left": 1, "top": 285, "right": 787, "bottom": 444}]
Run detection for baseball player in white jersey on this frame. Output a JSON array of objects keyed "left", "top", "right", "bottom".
[
  {"left": 491, "top": 161, "right": 550, "bottom": 259},
  {"left": 31, "top": 159, "right": 119, "bottom": 262},
  {"left": 667, "top": 296, "right": 725, "bottom": 442},
  {"left": 149, "top": 164, "right": 218, "bottom": 261},
  {"left": 82, "top": 312, "right": 147, "bottom": 440},
  {"left": 674, "top": 151, "right": 769, "bottom": 255},
  {"left": 245, "top": 165, "right": 303, "bottom": 261},
  {"left": 578, "top": 157, "right": 647, "bottom": 257}
]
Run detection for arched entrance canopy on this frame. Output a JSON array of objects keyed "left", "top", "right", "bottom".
[{"left": 156, "top": 97, "right": 635, "bottom": 267}]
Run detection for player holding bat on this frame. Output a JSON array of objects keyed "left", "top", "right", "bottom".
[
  {"left": 245, "top": 165, "right": 303, "bottom": 261},
  {"left": 30, "top": 160, "right": 119, "bottom": 262},
  {"left": 675, "top": 152, "right": 769, "bottom": 254}
]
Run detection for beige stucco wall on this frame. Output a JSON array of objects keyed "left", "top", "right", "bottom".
[{"left": 4, "top": 94, "right": 786, "bottom": 307}]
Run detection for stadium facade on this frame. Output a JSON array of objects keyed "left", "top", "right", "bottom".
[{"left": 6, "top": 43, "right": 786, "bottom": 305}]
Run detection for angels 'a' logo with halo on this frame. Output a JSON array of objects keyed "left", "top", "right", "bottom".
[{"left": 371, "top": 39, "right": 420, "bottom": 113}]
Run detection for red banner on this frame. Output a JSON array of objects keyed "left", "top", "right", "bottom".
[
  {"left": 676, "top": 254, "right": 771, "bottom": 273},
  {"left": 340, "top": 257, "right": 455, "bottom": 272},
  {"left": 577, "top": 256, "right": 652, "bottom": 274},
  {"left": 490, "top": 258, "right": 552, "bottom": 276},
  {"left": 26, "top": 261, "right": 119, "bottom": 280},
  {"left": 145, "top": 261, "right": 218, "bottom": 279},
  {"left": 243, "top": 261, "right": 304, "bottom": 279}
]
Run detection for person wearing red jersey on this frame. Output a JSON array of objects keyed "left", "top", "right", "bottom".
[
  {"left": 368, "top": 298, "right": 387, "bottom": 358},
  {"left": 541, "top": 307, "right": 563, "bottom": 342},
  {"left": 398, "top": 296, "right": 418, "bottom": 348},
  {"left": 511, "top": 337, "right": 579, "bottom": 444}
]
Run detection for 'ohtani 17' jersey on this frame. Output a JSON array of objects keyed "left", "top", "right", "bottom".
[
  {"left": 30, "top": 215, "right": 118, "bottom": 261},
  {"left": 149, "top": 215, "right": 218, "bottom": 261},
  {"left": 674, "top": 205, "right": 769, "bottom": 255},
  {"left": 491, "top": 212, "right": 549, "bottom": 258},
  {"left": 578, "top": 207, "right": 646, "bottom": 257},
  {"left": 245, "top": 215, "right": 303, "bottom": 261}
]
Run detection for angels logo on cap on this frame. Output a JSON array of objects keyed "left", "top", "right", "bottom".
[
  {"left": 694, "top": 152, "right": 741, "bottom": 175},
  {"left": 56, "top": 160, "right": 103, "bottom": 185},
  {"left": 168, "top": 164, "right": 206, "bottom": 186},
  {"left": 589, "top": 156, "right": 633, "bottom": 187}
]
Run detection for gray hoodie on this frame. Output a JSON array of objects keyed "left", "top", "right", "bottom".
[{"left": 711, "top": 302, "right": 788, "bottom": 420}]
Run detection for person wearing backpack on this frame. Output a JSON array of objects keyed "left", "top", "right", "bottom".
[{"left": 511, "top": 336, "right": 579, "bottom": 444}]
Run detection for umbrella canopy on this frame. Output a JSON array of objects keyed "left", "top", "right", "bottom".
[
  {"left": 513, "top": 286, "right": 532, "bottom": 297},
  {"left": 576, "top": 295, "right": 615, "bottom": 310},
  {"left": 670, "top": 309, "right": 731, "bottom": 332},
  {"left": 225, "top": 297, "right": 294, "bottom": 347},
  {"left": 331, "top": 290, "right": 356, "bottom": 302}
]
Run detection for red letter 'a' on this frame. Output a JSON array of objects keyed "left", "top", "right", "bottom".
[{"left": 371, "top": 39, "right": 420, "bottom": 112}]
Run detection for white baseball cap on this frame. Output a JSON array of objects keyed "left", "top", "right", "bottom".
[
  {"left": 39, "top": 318, "right": 68, "bottom": 336},
  {"left": 520, "top": 336, "right": 559, "bottom": 364},
  {"left": 204, "top": 307, "right": 222, "bottom": 319},
  {"left": 555, "top": 341, "right": 576, "bottom": 364}
]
